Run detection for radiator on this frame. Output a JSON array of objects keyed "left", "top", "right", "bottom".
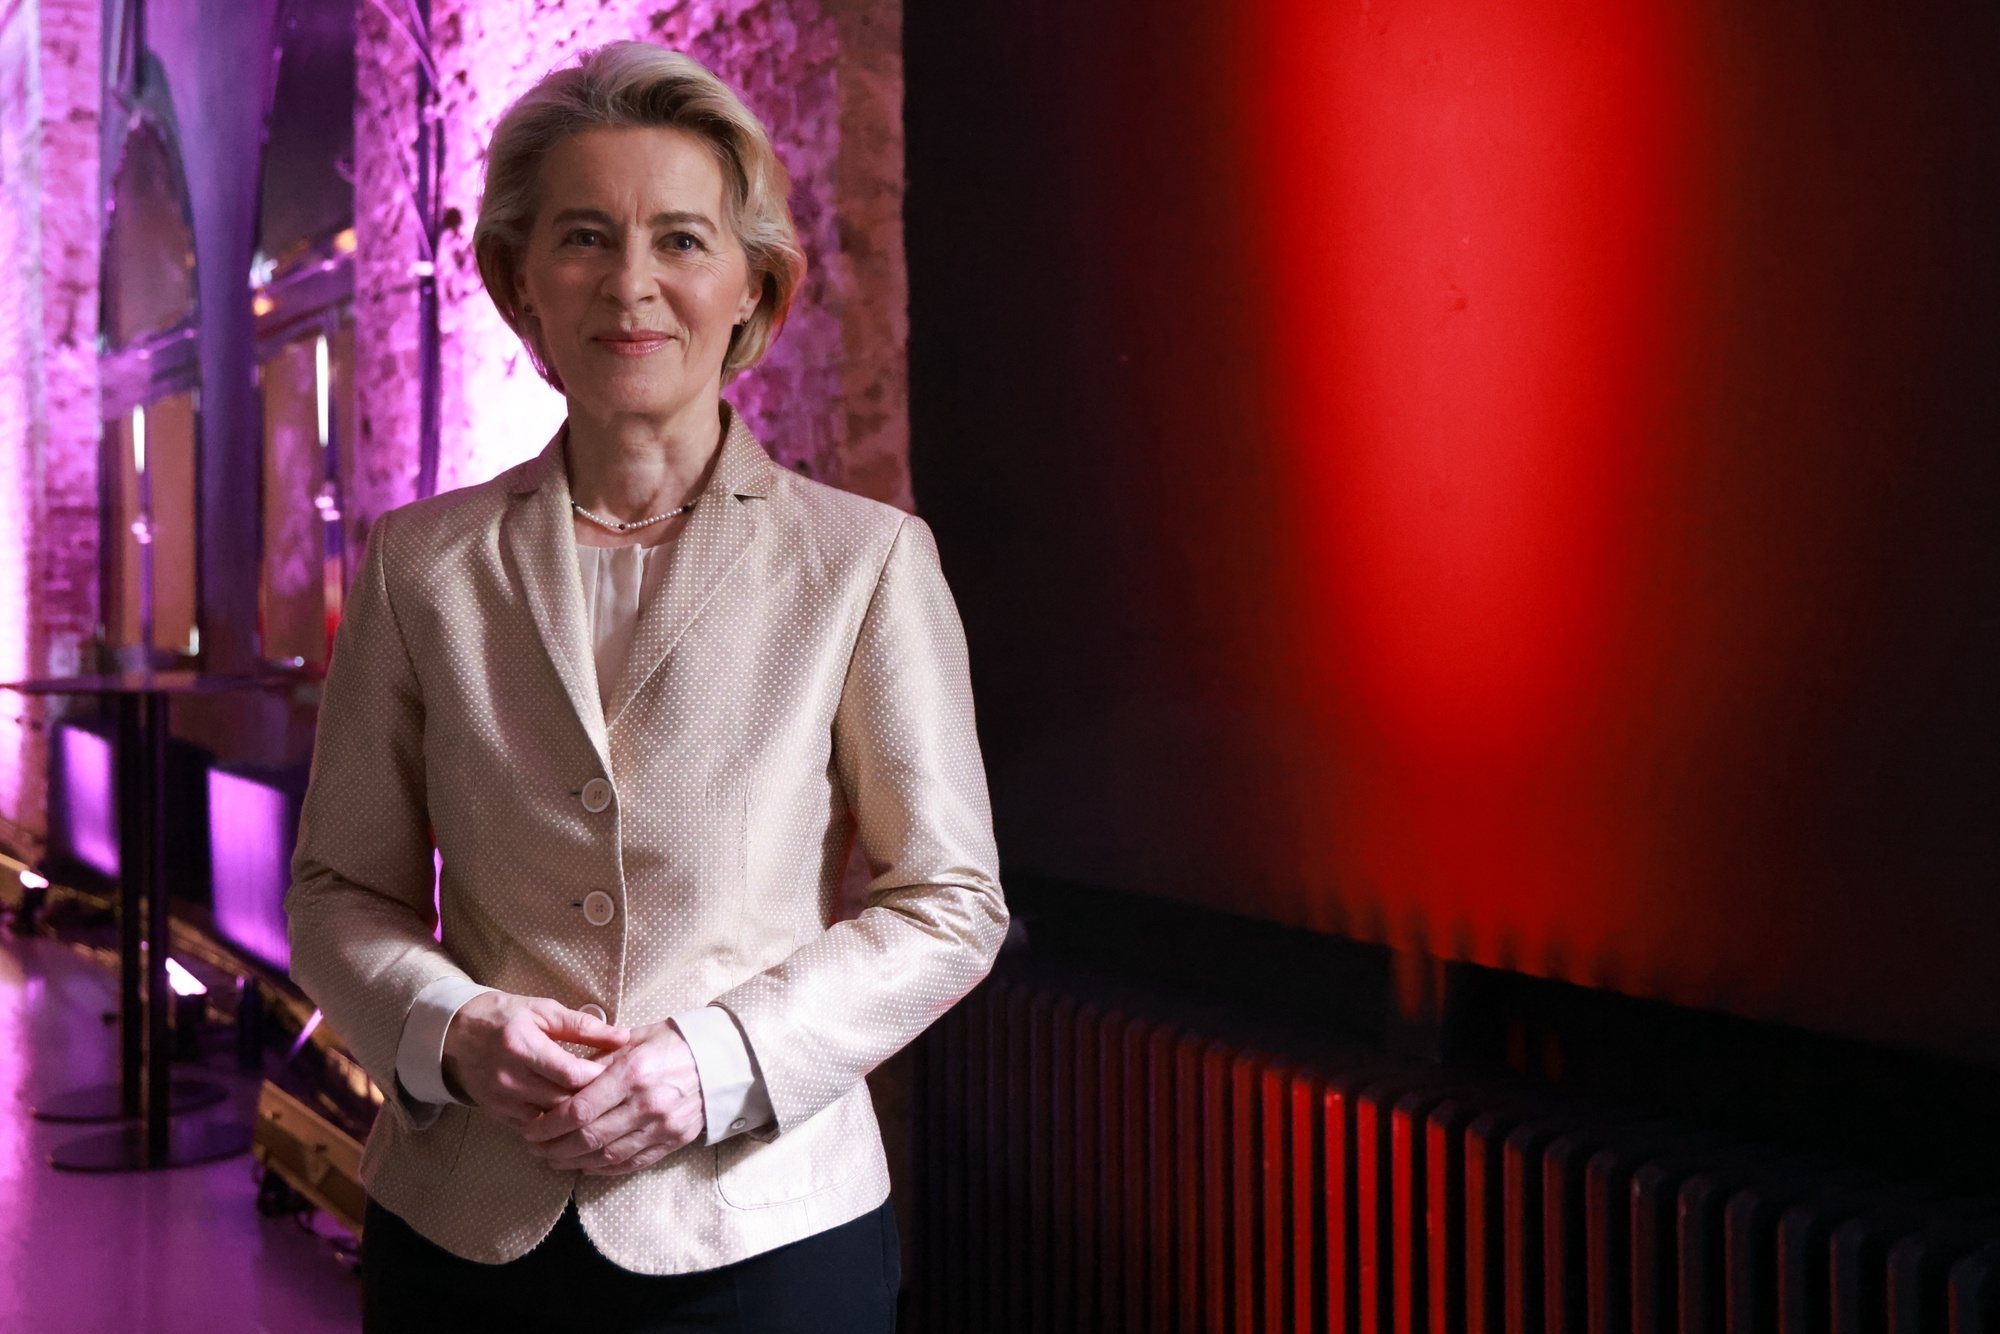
[{"left": 908, "top": 968, "right": 2000, "bottom": 1333}]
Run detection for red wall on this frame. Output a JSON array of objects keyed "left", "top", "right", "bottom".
[{"left": 907, "top": 0, "right": 2000, "bottom": 1064}]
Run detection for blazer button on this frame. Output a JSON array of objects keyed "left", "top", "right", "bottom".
[
  {"left": 580, "top": 777, "right": 613, "bottom": 813},
  {"left": 579, "top": 1003, "right": 607, "bottom": 1023},
  {"left": 582, "top": 891, "right": 615, "bottom": 926},
  {"left": 730, "top": 1117, "right": 747, "bottom": 1130}
]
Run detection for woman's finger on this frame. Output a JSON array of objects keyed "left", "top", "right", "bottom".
[
  {"left": 520, "top": 1029, "right": 619, "bottom": 1091},
  {"left": 539, "top": 1007, "right": 630, "bottom": 1052},
  {"left": 535, "top": 1103, "right": 642, "bottom": 1165},
  {"left": 569, "top": 1125, "right": 655, "bottom": 1171},
  {"left": 482, "top": 1068, "right": 581, "bottom": 1124},
  {"left": 588, "top": 1149, "right": 653, "bottom": 1176},
  {"left": 583, "top": 1140, "right": 681, "bottom": 1177},
  {"left": 521, "top": 1063, "right": 632, "bottom": 1144}
]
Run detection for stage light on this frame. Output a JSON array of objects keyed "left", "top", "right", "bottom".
[
  {"left": 165, "top": 956, "right": 207, "bottom": 998},
  {"left": 289, "top": 1008, "right": 324, "bottom": 1060}
]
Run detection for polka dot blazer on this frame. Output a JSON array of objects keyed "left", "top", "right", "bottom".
[{"left": 285, "top": 404, "right": 1008, "bottom": 1273}]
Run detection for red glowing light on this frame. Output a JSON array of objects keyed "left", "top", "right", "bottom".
[{"left": 1241, "top": 0, "right": 1705, "bottom": 970}]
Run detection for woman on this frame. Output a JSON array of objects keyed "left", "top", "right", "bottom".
[{"left": 284, "top": 42, "right": 1007, "bottom": 1332}]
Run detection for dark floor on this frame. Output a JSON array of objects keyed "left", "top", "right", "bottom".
[{"left": 0, "top": 934, "right": 361, "bottom": 1332}]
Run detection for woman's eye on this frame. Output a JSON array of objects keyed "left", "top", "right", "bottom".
[
  {"left": 665, "top": 232, "right": 702, "bottom": 253},
  {"left": 562, "top": 229, "right": 602, "bottom": 247}
]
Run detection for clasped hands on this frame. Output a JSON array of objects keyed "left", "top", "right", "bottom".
[{"left": 440, "top": 992, "right": 705, "bottom": 1176}]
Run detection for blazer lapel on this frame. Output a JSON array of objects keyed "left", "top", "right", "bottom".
[
  {"left": 502, "top": 423, "right": 612, "bottom": 771},
  {"left": 601, "top": 406, "right": 773, "bottom": 731}
]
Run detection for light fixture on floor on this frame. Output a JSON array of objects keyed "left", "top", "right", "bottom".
[
  {"left": 8, "top": 866, "right": 50, "bottom": 935},
  {"left": 166, "top": 956, "right": 207, "bottom": 1058}
]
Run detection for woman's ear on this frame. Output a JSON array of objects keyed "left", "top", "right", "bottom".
[{"left": 736, "top": 276, "right": 761, "bottom": 326}]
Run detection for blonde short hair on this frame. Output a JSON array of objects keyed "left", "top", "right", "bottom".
[{"left": 473, "top": 42, "right": 807, "bottom": 387}]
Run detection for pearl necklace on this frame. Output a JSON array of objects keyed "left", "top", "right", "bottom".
[{"left": 570, "top": 497, "right": 697, "bottom": 533}]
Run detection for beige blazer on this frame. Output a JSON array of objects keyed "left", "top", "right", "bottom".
[{"left": 284, "top": 406, "right": 1008, "bottom": 1273}]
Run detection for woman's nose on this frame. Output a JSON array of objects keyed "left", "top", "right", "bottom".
[{"left": 602, "top": 244, "right": 659, "bottom": 308}]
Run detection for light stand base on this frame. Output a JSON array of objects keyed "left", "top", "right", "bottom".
[
  {"left": 50, "top": 1119, "right": 253, "bottom": 1173},
  {"left": 32, "top": 1078, "right": 230, "bottom": 1124}
]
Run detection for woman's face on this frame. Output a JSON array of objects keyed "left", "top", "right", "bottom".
[{"left": 514, "top": 125, "right": 760, "bottom": 427}]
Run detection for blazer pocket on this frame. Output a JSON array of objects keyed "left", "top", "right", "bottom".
[{"left": 713, "top": 1084, "right": 868, "bottom": 1209}]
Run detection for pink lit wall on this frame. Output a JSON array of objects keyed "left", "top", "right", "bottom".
[
  {"left": 1, "top": 0, "right": 912, "bottom": 871},
  {"left": 354, "top": 1, "right": 911, "bottom": 512},
  {"left": 0, "top": 0, "right": 101, "bottom": 864}
]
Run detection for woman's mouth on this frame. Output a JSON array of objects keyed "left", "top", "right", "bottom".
[{"left": 594, "top": 333, "right": 673, "bottom": 357}]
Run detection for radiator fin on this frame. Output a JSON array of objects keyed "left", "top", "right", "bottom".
[{"left": 909, "top": 970, "right": 2000, "bottom": 1332}]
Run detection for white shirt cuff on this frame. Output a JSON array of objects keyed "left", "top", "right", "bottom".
[
  {"left": 395, "top": 976, "right": 497, "bottom": 1106},
  {"left": 669, "top": 1004, "right": 776, "bottom": 1145}
]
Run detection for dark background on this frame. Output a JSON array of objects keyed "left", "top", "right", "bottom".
[{"left": 903, "top": 0, "right": 2000, "bottom": 1072}]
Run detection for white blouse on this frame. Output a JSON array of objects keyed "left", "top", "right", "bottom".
[
  {"left": 575, "top": 539, "right": 673, "bottom": 722},
  {"left": 392, "top": 528, "right": 777, "bottom": 1146}
]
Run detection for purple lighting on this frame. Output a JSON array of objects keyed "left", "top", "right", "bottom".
[
  {"left": 289, "top": 1008, "right": 322, "bottom": 1060},
  {"left": 206, "top": 768, "right": 296, "bottom": 972},
  {"left": 54, "top": 724, "right": 117, "bottom": 879}
]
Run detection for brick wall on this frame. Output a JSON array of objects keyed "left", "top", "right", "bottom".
[
  {"left": 350, "top": 0, "right": 428, "bottom": 531},
  {"left": 355, "top": 0, "right": 911, "bottom": 508},
  {"left": 0, "top": 0, "right": 100, "bottom": 863},
  {"left": 2, "top": 0, "right": 909, "bottom": 863}
]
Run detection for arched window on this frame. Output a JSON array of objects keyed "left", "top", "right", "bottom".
[
  {"left": 100, "top": 117, "right": 199, "bottom": 662},
  {"left": 253, "top": 0, "right": 358, "bottom": 672},
  {"left": 102, "top": 121, "right": 197, "bottom": 348}
]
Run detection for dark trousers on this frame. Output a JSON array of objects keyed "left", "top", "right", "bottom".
[{"left": 361, "top": 1193, "right": 900, "bottom": 1333}]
